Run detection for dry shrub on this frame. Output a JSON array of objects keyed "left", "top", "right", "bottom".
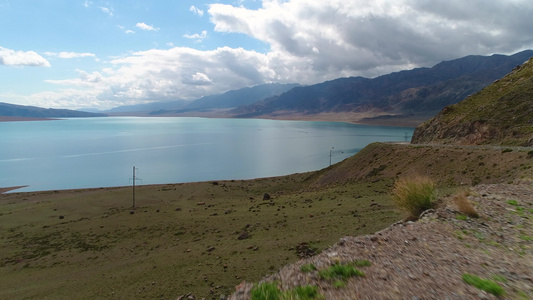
[
  {"left": 453, "top": 190, "right": 479, "bottom": 218},
  {"left": 391, "top": 175, "right": 436, "bottom": 219}
]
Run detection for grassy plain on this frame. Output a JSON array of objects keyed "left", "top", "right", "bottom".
[
  {"left": 0, "top": 174, "right": 397, "bottom": 299},
  {"left": 1, "top": 142, "right": 532, "bottom": 299}
]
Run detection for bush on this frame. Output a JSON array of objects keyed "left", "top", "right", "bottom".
[
  {"left": 391, "top": 175, "right": 436, "bottom": 219},
  {"left": 462, "top": 273, "right": 504, "bottom": 296},
  {"left": 453, "top": 191, "right": 479, "bottom": 218}
]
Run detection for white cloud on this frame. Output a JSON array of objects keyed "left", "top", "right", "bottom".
[
  {"left": 190, "top": 5, "right": 204, "bottom": 16},
  {"left": 16, "top": 0, "right": 533, "bottom": 110},
  {"left": 136, "top": 22, "right": 159, "bottom": 31},
  {"left": 125, "top": 30, "right": 135, "bottom": 34},
  {"left": 83, "top": 0, "right": 92, "bottom": 8},
  {"left": 0, "top": 46, "right": 51, "bottom": 67},
  {"left": 45, "top": 70, "right": 104, "bottom": 86},
  {"left": 183, "top": 30, "right": 207, "bottom": 42},
  {"left": 46, "top": 52, "right": 96, "bottom": 59},
  {"left": 191, "top": 72, "right": 212, "bottom": 85},
  {"left": 208, "top": 0, "right": 533, "bottom": 77},
  {"left": 99, "top": 6, "right": 113, "bottom": 17}
]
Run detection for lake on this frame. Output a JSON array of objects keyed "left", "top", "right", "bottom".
[{"left": 0, "top": 117, "right": 414, "bottom": 192}]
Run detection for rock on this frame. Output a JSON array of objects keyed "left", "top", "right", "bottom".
[
  {"left": 58, "top": 215, "right": 64, "bottom": 219},
  {"left": 197, "top": 202, "right": 206, "bottom": 205},
  {"left": 177, "top": 293, "right": 194, "bottom": 300},
  {"left": 237, "top": 231, "right": 250, "bottom": 240},
  {"left": 263, "top": 193, "right": 271, "bottom": 200}
]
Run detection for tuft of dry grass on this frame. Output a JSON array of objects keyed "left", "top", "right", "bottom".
[
  {"left": 391, "top": 175, "right": 436, "bottom": 219},
  {"left": 453, "top": 190, "right": 479, "bottom": 218}
]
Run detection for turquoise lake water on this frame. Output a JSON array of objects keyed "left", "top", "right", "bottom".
[{"left": 0, "top": 117, "right": 414, "bottom": 192}]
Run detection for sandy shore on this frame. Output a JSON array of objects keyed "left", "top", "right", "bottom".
[{"left": 0, "top": 186, "right": 29, "bottom": 194}]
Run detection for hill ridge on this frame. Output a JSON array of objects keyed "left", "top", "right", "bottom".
[{"left": 412, "top": 57, "right": 533, "bottom": 146}]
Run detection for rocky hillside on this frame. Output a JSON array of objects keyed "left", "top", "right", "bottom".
[
  {"left": 412, "top": 57, "right": 533, "bottom": 146},
  {"left": 230, "top": 183, "right": 533, "bottom": 300},
  {"left": 231, "top": 50, "right": 533, "bottom": 122}
]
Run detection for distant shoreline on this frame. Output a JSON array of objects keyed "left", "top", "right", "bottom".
[
  {"left": 0, "top": 116, "right": 58, "bottom": 122},
  {"left": 0, "top": 186, "right": 29, "bottom": 194},
  {"left": 0, "top": 111, "right": 428, "bottom": 127},
  {"left": 111, "top": 110, "right": 429, "bottom": 127}
]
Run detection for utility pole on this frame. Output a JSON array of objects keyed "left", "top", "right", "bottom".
[
  {"left": 130, "top": 166, "right": 142, "bottom": 209},
  {"left": 132, "top": 166, "right": 136, "bottom": 208}
]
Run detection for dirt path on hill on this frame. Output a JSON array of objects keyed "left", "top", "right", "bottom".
[{"left": 228, "top": 183, "right": 533, "bottom": 300}]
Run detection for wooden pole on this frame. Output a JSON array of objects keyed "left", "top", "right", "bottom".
[{"left": 132, "top": 166, "right": 135, "bottom": 209}]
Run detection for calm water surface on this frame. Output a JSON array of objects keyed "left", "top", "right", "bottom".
[{"left": 0, "top": 117, "right": 414, "bottom": 192}]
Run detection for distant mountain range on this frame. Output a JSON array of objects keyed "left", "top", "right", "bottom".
[
  {"left": 0, "top": 102, "right": 106, "bottom": 119},
  {"left": 3, "top": 50, "right": 532, "bottom": 124},
  {"left": 230, "top": 50, "right": 533, "bottom": 123},
  {"left": 106, "top": 83, "right": 300, "bottom": 114}
]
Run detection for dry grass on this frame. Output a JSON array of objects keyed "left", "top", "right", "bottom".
[
  {"left": 391, "top": 175, "right": 436, "bottom": 219},
  {"left": 453, "top": 190, "right": 479, "bottom": 218}
]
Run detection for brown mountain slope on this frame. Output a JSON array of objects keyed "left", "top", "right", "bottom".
[{"left": 411, "top": 58, "right": 533, "bottom": 146}]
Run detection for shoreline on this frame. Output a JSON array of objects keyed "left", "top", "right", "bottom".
[
  {"left": 2, "top": 110, "right": 432, "bottom": 127},
  {"left": 0, "top": 186, "right": 29, "bottom": 194},
  {"left": 0, "top": 116, "right": 58, "bottom": 122},
  {"left": 110, "top": 111, "right": 429, "bottom": 127}
]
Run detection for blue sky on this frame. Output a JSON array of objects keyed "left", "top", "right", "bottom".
[{"left": 1, "top": 0, "right": 533, "bottom": 110}]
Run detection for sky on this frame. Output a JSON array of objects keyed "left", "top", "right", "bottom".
[{"left": 1, "top": 0, "right": 533, "bottom": 111}]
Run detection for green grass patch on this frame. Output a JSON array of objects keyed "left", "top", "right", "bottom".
[
  {"left": 351, "top": 259, "right": 371, "bottom": 267},
  {"left": 455, "top": 214, "right": 468, "bottom": 221},
  {"left": 251, "top": 282, "right": 281, "bottom": 300},
  {"left": 300, "top": 263, "right": 317, "bottom": 273},
  {"left": 318, "top": 264, "right": 365, "bottom": 283},
  {"left": 462, "top": 273, "right": 504, "bottom": 296},
  {"left": 519, "top": 234, "right": 532, "bottom": 241},
  {"left": 250, "top": 282, "right": 322, "bottom": 300},
  {"left": 507, "top": 199, "right": 519, "bottom": 206},
  {"left": 492, "top": 275, "right": 507, "bottom": 283}
]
